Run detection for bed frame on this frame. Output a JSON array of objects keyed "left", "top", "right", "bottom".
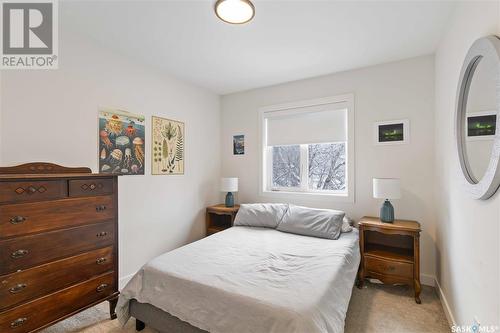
[{"left": 131, "top": 299, "right": 207, "bottom": 333}]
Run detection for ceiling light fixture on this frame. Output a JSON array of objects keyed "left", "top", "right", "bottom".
[{"left": 214, "top": 0, "right": 255, "bottom": 25}]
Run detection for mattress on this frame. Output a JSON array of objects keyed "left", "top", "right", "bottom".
[{"left": 117, "top": 226, "right": 360, "bottom": 333}]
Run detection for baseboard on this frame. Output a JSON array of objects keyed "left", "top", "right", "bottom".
[
  {"left": 119, "top": 273, "right": 136, "bottom": 290},
  {"left": 435, "top": 277, "right": 456, "bottom": 327},
  {"left": 422, "top": 275, "right": 456, "bottom": 327}
]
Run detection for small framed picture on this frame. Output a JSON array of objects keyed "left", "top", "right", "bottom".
[
  {"left": 374, "top": 119, "right": 409, "bottom": 145},
  {"left": 233, "top": 135, "right": 245, "bottom": 155},
  {"left": 466, "top": 111, "right": 497, "bottom": 141}
]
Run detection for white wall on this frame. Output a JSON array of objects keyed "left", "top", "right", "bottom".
[
  {"left": 434, "top": 0, "right": 500, "bottom": 327},
  {"left": 0, "top": 26, "right": 221, "bottom": 285},
  {"left": 221, "top": 55, "right": 436, "bottom": 282}
]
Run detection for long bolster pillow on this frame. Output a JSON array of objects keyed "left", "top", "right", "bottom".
[{"left": 277, "top": 204, "right": 345, "bottom": 240}]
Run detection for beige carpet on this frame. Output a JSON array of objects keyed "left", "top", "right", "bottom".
[{"left": 41, "top": 282, "right": 450, "bottom": 333}]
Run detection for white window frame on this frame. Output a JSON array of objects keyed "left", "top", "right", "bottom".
[{"left": 259, "top": 94, "right": 355, "bottom": 203}]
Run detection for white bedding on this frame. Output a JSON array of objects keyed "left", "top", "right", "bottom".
[{"left": 117, "top": 226, "right": 360, "bottom": 333}]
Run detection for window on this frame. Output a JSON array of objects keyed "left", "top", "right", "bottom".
[
  {"left": 308, "top": 142, "right": 346, "bottom": 191},
  {"left": 272, "top": 145, "right": 301, "bottom": 188},
  {"left": 260, "top": 95, "right": 354, "bottom": 201}
]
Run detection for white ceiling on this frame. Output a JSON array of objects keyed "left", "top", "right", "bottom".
[{"left": 62, "top": 1, "right": 455, "bottom": 95}]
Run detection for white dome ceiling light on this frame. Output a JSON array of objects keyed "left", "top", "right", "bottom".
[{"left": 215, "top": 0, "right": 255, "bottom": 25}]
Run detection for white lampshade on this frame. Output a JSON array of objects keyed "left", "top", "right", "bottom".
[
  {"left": 373, "top": 178, "right": 401, "bottom": 199},
  {"left": 220, "top": 178, "right": 238, "bottom": 192}
]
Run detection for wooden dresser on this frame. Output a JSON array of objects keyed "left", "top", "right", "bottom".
[{"left": 0, "top": 163, "right": 119, "bottom": 332}]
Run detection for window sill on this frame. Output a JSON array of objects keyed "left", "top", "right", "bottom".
[{"left": 260, "top": 189, "right": 354, "bottom": 203}]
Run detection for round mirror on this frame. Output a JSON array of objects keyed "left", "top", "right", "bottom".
[{"left": 456, "top": 35, "right": 500, "bottom": 200}]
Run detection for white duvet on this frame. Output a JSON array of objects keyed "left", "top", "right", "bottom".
[{"left": 117, "top": 226, "right": 360, "bottom": 333}]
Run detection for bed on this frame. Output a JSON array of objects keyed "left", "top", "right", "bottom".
[{"left": 117, "top": 225, "right": 360, "bottom": 333}]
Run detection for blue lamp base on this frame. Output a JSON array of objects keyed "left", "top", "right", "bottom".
[
  {"left": 225, "top": 192, "right": 234, "bottom": 207},
  {"left": 380, "top": 199, "right": 394, "bottom": 223}
]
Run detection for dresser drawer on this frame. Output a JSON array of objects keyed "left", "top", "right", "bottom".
[
  {"left": 0, "top": 272, "right": 115, "bottom": 332},
  {"left": 0, "top": 196, "right": 115, "bottom": 239},
  {"left": 0, "top": 222, "right": 115, "bottom": 275},
  {"left": 365, "top": 256, "right": 413, "bottom": 278},
  {"left": 0, "top": 181, "right": 67, "bottom": 204},
  {"left": 69, "top": 178, "right": 113, "bottom": 197},
  {"left": 0, "top": 246, "right": 114, "bottom": 310}
]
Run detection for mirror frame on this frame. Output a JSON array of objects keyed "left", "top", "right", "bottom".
[{"left": 455, "top": 35, "right": 500, "bottom": 200}]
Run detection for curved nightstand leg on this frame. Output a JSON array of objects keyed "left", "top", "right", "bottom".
[
  {"left": 414, "top": 279, "right": 421, "bottom": 304},
  {"left": 357, "top": 268, "right": 365, "bottom": 289},
  {"left": 414, "top": 232, "right": 421, "bottom": 304},
  {"left": 109, "top": 297, "right": 118, "bottom": 320},
  {"left": 358, "top": 224, "right": 365, "bottom": 289}
]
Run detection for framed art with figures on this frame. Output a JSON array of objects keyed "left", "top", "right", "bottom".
[{"left": 99, "top": 108, "right": 145, "bottom": 175}]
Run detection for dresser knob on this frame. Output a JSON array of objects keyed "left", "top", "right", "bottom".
[
  {"left": 10, "top": 317, "right": 27, "bottom": 328},
  {"left": 27, "top": 186, "right": 37, "bottom": 194},
  {"left": 96, "top": 231, "right": 108, "bottom": 237},
  {"left": 11, "top": 249, "right": 29, "bottom": 259},
  {"left": 96, "top": 205, "right": 107, "bottom": 212},
  {"left": 9, "top": 216, "right": 26, "bottom": 224},
  {"left": 96, "top": 257, "right": 107, "bottom": 265},
  {"left": 96, "top": 283, "right": 108, "bottom": 292},
  {"left": 9, "top": 283, "right": 27, "bottom": 294}
]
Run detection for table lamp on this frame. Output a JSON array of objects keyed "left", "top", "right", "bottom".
[
  {"left": 221, "top": 178, "right": 238, "bottom": 207},
  {"left": 373, "top": 178, "right": 401, "bottom": 223}
]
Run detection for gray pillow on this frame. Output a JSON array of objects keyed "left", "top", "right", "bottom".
[
  {"left": 234, "top": 203, "right": 289, "bottom": 228},
  {"left": 277, "top": 205, "right": 345, "bottom": 240}
]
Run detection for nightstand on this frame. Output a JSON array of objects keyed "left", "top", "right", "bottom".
[
  {"left": 357, "top": 216, "right": 422, "bottom": 304},
  {"left": 206, "top": 204, "right": 240, "bottom": 236}
]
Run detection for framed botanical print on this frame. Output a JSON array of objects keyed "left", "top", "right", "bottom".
[
  {"left": 374, "top": 119, "right": 410, "bottom": 145},
  {"left": 152, "top": 116, "right": 185, "bottom": 175}
]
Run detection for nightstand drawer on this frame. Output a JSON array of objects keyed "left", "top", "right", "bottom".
[{"left": 365, "top": 256, "right": 413, "bottom": 278}]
